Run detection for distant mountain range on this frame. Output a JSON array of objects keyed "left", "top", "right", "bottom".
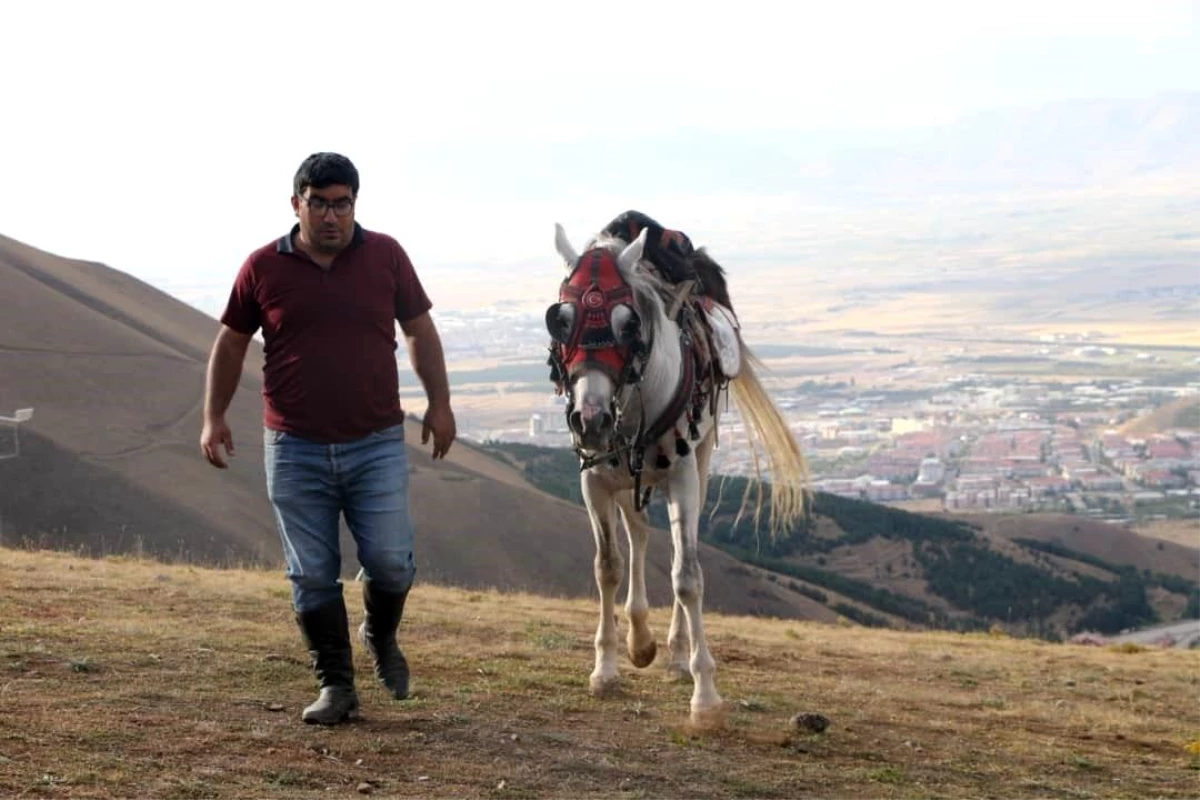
[
  {"left": 403, "top": 92, "right": 1200, "bottom": 202},
  {"left": 798, "top": 92, "right": 1200, "bottom": 194}
]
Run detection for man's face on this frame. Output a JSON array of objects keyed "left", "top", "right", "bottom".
[{"left": 292, "top": 184, "right": 356, "bottom": 253}]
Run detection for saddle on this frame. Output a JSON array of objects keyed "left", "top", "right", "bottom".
[{"left": 662, "top": 280, "right": 741, "bottom": 389}]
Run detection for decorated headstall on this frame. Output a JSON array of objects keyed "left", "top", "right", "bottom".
[{"left": 545, "top": 247, "right": 648, "bottom": 395}]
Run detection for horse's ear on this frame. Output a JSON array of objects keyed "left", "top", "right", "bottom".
[
  {"left": 616, "top": 227, "right": 648, "bottom": 275},
  {"left": 554, "top": 223, "right": 578, "bottom": 268}
]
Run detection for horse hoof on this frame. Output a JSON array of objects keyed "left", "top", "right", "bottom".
[
  {"left": 689, "top": 703, "right": 728, "bottom": 731},
  {"left": 589, "top": 675, "right": 623, "bottom": 698},
  {"left": 629, "top": 640, "right": 657, "bottom": 669},
  {"left": 664, "top": 663, "right": 691, "bottom": 682}
]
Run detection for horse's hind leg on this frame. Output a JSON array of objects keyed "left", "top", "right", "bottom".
[
  {"left": 582, "top": 469, "right": 623, "bottom": 695},
  {"left": 616, "top": 493, "right": 656, "bottom": 669}
]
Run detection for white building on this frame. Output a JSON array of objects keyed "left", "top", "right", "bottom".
[{"left": 916, "top": 457, "right": 946, "bottom": 485}]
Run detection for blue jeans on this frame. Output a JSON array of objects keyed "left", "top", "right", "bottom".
[{"left": 263, "top": 423, "right": 416, "bottom": 613}]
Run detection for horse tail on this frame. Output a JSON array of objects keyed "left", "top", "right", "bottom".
[{"left": 726, "top": 338, "right": 812, "bottom": 542}]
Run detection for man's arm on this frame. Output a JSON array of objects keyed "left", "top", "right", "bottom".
[
  {"left": 400, "top": 311, "right": 450, "bottom": 410},
  {"left": 204, "top": 325, "right": 253, "bottom": 420},
  {"left": 400, "top": 311, "right": 455, "bottom": 458},
  {"left": 200, "top": 325, "right": 253, "bottom": 468}
]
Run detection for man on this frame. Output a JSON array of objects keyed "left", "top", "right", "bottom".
[{"left": 199, "top": 152, "right": 456, "bottom": 726}]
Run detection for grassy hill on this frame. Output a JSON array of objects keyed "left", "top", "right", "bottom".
[
  {"left": 483, "top": 442, "right": 1200, "bottom": 640},
  {"left": 1131, "top": 519, "right": 1200, "bottom": 549},
  {"left": 1119, "top": 396, "right": 1200, "bottom": 438},
  {"left": 0, "top": 232, "right": 829, "bottom": 621},
  {"left": 1, "top": 546, "right": 1197, "bottom": 799}
]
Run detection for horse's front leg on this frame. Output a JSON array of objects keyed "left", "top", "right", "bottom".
[
  {"left": 665, "top": 599, "right": 691, "bottom": 681},
  {"left": 616, "top": 492, "right": 656, "bottom": 669},
  {"left": 661, "top": 451, "right": 723, "bottom": 723},
  {"left": 665, "top": 427, "right": 716, "bottom": 681},
  {"left": 582, "top": 469, "right": 623, "bottom": 695}
]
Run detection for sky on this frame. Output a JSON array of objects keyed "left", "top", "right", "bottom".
[{"left": 1, "top": 0, "right": 1197, "bottom": 315}]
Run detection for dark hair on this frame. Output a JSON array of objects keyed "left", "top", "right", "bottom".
[{"left": 293, "top": 152, "right": 360, "bottom": 197}]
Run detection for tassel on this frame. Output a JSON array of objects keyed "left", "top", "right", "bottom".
[
  {"left": 655, "top": 452, "right": 671, "bottom": 469},
  {"left": 688, "top": 420, "right": 700, "bottom": 440},
  {"left": 676, "top": 437, "right": 690, "bottom": 457}
]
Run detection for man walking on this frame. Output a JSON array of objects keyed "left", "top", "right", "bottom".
[{"left": 200, "top": 152, "right": 456, "bottom": 725}]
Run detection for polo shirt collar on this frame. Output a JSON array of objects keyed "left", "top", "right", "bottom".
[{"left": 277, "top": 222, "right": 366, "bottom": 254}]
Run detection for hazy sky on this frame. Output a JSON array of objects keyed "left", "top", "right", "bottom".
[{"left": 2, "top": 0, "right": 1197, "bottom": 313}]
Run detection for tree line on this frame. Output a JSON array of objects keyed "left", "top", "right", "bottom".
[{"left": 481, "top": 442, "right": 1183, "bottom": 637}]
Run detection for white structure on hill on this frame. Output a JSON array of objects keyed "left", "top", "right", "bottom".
[
  {"left": 0, "top": 408, "right": 34, "bottom": 459},
  {"left": 0, "top": 407, "right": 34, "bottom": 545}
]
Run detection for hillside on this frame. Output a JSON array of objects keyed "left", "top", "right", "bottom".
[
  {"left": 1, "top": 546, "right": 1197, "bottom": 799},
  {"left": 0, "top": 232, "right": 827, "bottom": 620},
  {"left": 1119, "top": 395, "right": 1200, "bottom": 438},
  {"left": 485, "top": 442, "right": 1200, "bottom": 640},
  {"left": 1131, "top": 519, "right": 1200, "bottom": 549}
]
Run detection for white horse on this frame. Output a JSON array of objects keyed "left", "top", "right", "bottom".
[{"left": 544, "top": 222, "right": 811, "bottom": 725}]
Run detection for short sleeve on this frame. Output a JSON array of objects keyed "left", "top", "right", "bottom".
[
  {"left": 392, "top": 241, "right": 433, "bottom": 323},
  {"left": 219, "top": 257, "right": 261, "bottom": 335}
]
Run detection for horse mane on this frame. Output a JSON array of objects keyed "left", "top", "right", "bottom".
[{"left": 687, "top": 248, "right": 734, "bottom": 313}]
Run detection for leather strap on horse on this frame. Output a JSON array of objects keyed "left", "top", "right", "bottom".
[
  {"left": 640, "top": 330, "right": 694, "bottom": 447},
  {"left": 664, "top": 279, "right": 696, "bottom": 321},
  {"left": 641, "top": 279, "right": 700, "bottom": 448},
  {"left": 631, "top": 325, "right": 697, "bottom": 512}
]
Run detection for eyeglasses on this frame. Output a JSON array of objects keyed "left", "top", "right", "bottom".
[{"left": 302, "top": 195, "right": 355, "bottom": 217}]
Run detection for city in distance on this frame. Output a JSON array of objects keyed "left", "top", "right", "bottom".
[{"left": 376, "top": 95, "right": 1200, "bottom": 539}]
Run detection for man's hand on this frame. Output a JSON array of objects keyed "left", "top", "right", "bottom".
[
  {"left": 200, "top": 416, "right": 235, "bottom": 468},
  {"left": 200, "top": 324, "right": 251, "bottom": 470},
  {"left": 421, "top": 403, "right": 456, "bottom": 460},
  {"left": 400, "top": 311, "right": 455, "bottom": 459}
]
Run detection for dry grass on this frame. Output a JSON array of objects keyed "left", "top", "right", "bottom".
[
  {"left": 1120, "top": 397, "right": 1200, "bottom": 439},
  {"left": 1130, "top": 520, "right": 1200, "bottom": 550},
  {"left": 2, "top": 546, "right": 1198, "bottom": 799}
]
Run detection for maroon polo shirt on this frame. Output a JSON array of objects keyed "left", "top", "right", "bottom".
[{"left": 220, "top": 222, "right": 432, "bottom": 443}]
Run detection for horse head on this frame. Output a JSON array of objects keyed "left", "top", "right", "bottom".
[{"left": 545, "top": 224, "right": 663, "bottom": 454}]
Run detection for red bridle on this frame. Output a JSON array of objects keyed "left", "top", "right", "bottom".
[
  {"left": 544, "top": 241, "right": 702, "bottom": 507},
  {"left": 546, "top": 247, "right": 641, "bottom": 389}
]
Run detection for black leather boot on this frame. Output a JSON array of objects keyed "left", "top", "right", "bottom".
[
  {"left": 296, "top": 596, "right": 359, "bottom": 725},
  {"left": 357, "top": 582, "right": 410, "bottom": 700}
]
